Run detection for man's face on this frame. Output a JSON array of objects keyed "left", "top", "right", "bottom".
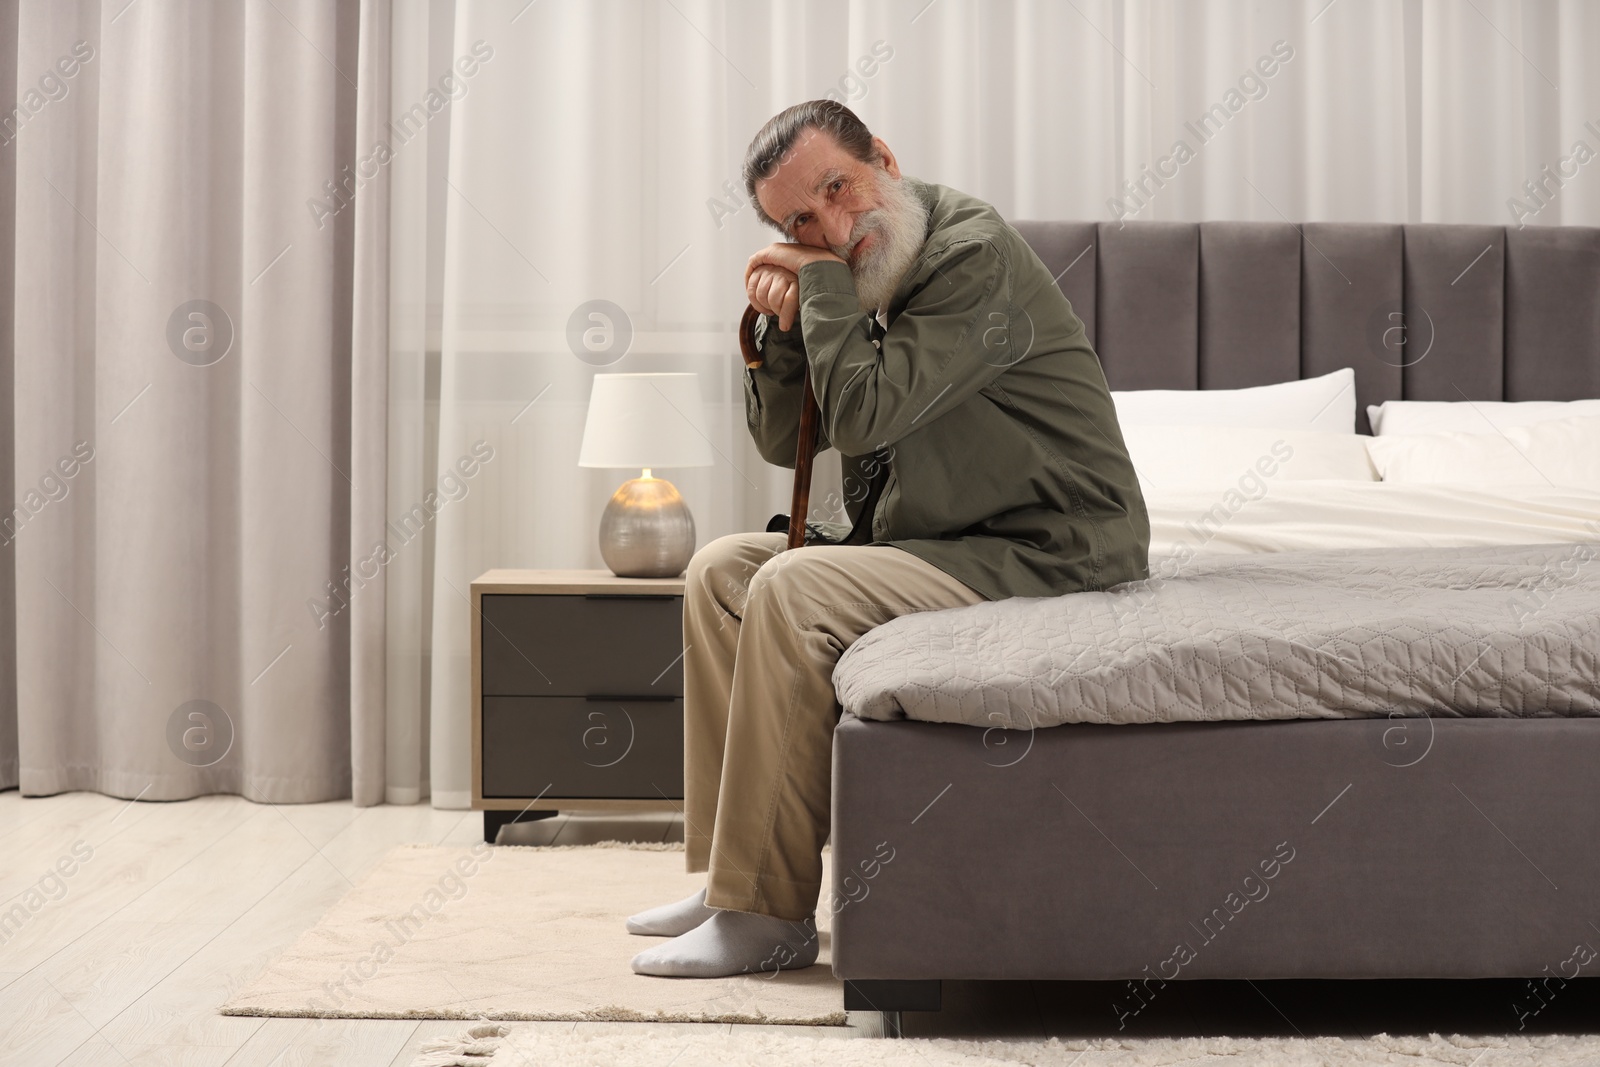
[{"left": 754, "top": 129, "right": 901, "bottom": 266}]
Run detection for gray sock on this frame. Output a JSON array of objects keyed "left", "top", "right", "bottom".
[
  {"left": 625, "top": 887, "right": 717, "bottom": 937},
  {"left": 630, "top": 908, "right": 820, "bottom": 978}
]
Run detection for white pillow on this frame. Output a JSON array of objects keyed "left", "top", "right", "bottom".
[
  {"left": 1365, "top": 415, "right": 1600, "bottom": 489},
  {"left": 1113, "top": 368, "right": 1355, "bottom": 433},
  {"left": 1124, "top": 424, "right": 1378, "bottom": 493},
  {"left": 1367, "top": 398, "right": 1600, "bottom": 436}
]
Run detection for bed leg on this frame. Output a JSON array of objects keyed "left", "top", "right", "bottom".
[{"left": 844, "top": 979, "right": 940, "bottom": 1037}]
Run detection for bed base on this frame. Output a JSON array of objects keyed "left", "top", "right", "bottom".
[{"left": 830, "top": 714, "right": 1600, "bottom": 1026}]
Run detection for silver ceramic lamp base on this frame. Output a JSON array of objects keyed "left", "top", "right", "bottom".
[{"left": 598, "top": 475, "right": 695, "bottom": 578}]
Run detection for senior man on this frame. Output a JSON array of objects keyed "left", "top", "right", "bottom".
[{"left": 627, "top": 100, "right": 1150, "bottom": 978}]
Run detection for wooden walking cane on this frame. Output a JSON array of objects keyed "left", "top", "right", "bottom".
[{"left": 739, "top": 303, "right": 821, "bottom": 550}]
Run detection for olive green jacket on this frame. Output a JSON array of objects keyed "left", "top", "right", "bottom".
[{"left": 743, "top": 177, "right": 1150, "bottom": 601}]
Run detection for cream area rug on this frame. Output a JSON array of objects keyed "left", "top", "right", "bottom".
[
  {"left": 411, "top": 1024, "right": 1600, "bottom": 1067},
  {"left": 220, "top": 842, "right": 843, "bottom": 1025}
]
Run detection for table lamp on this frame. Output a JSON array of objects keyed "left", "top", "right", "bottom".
[{"left": 578, "top": 372, "right": 715, "bottom": 577}]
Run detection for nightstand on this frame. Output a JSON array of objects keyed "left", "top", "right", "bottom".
[{"left": 470, "top": 569, "right": 686, "bottom": 844}]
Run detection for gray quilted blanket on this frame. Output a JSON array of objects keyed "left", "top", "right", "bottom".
[{"left": 834, "top": 542, "right": 1600, "bottom": 727}]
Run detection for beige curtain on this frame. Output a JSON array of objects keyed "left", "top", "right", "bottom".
[{"left": 0, "top": 0, "right": 392, "bottom": 804}]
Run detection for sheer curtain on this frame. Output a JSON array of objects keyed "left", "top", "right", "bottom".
[{"left": 382, "top": 0, "right": 1600, "bottom": 810}]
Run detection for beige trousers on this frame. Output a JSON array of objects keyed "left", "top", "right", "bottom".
[{"left": 682, "top": 531, "right": 987, "bottom": 921}]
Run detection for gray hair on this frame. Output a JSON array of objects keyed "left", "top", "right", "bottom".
[{"left": 742, "top": 100, "right": 880, "bottom": 230}]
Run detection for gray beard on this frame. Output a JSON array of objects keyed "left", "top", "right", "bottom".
[{"left": 834, "top": 172, "right": 929, "bottom": 314}]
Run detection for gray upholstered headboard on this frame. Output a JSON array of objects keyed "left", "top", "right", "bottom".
[{"left": 1010, "top": 221, "right": 1600, "bottom": 433}]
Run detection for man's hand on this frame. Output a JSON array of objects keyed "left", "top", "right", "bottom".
[
  {"left": 745, "top": 243, "right": 846, "bottom": 333},
  {"left": 747, "top": 264, "right": 801, "bottom": 332},
  {"left": 746, "top": 242, "right": 845, "bottom": 288}
]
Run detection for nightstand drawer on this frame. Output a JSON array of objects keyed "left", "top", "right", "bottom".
[
  {"left": 481, "top": 696, "right": 684, "bottom": 799},
  {"left": 481, "top": 593, "right": 684, "bottom": 697}
]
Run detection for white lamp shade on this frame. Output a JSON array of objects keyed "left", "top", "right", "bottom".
[{"left": 577, "top": 372, "right": 716, "bottom": 469}]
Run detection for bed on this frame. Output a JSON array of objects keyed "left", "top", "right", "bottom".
[{"left": 826, "top": 220, "right": 1600, "bottom": 1030}]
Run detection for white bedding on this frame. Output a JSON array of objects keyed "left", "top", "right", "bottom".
[
  {"left": 1146, "top": 480, "right": 1600, "bottom": 559},
  {"left": 1364, "top": 415, "right": 1600, "bottom": 489}
]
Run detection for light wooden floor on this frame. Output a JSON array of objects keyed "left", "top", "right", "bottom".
[
  {"left": 0, "top": 791, "right": 891, "bottom": 1067},
  {"left": 5, "top": 790, "right": 1599, "bottom": 1066}
]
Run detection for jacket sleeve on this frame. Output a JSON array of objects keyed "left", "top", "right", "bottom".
[
  {"left": 742, "top": 313, "right": 833, "bottom": 470},
  {"left": 795, "top": 237, "right": 1014, "bottom": 457}
]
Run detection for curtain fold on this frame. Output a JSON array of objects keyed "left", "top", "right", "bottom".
[
  {"left": 351, "top": 0, "right": 394, "bottom": 807},
  {"left": 0, "top": 0, "right": 15, "bottom": 795},
  {"left": 2, "top": 0, "right": 1596, "bottom": 808}
]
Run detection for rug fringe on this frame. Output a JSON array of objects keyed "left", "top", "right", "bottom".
[
  {"left": 409, "top": 1023, "right": 509, "bottom": 1066},
  {"left": 395, "top": 840, "right": 686, "bottom": 853}
]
